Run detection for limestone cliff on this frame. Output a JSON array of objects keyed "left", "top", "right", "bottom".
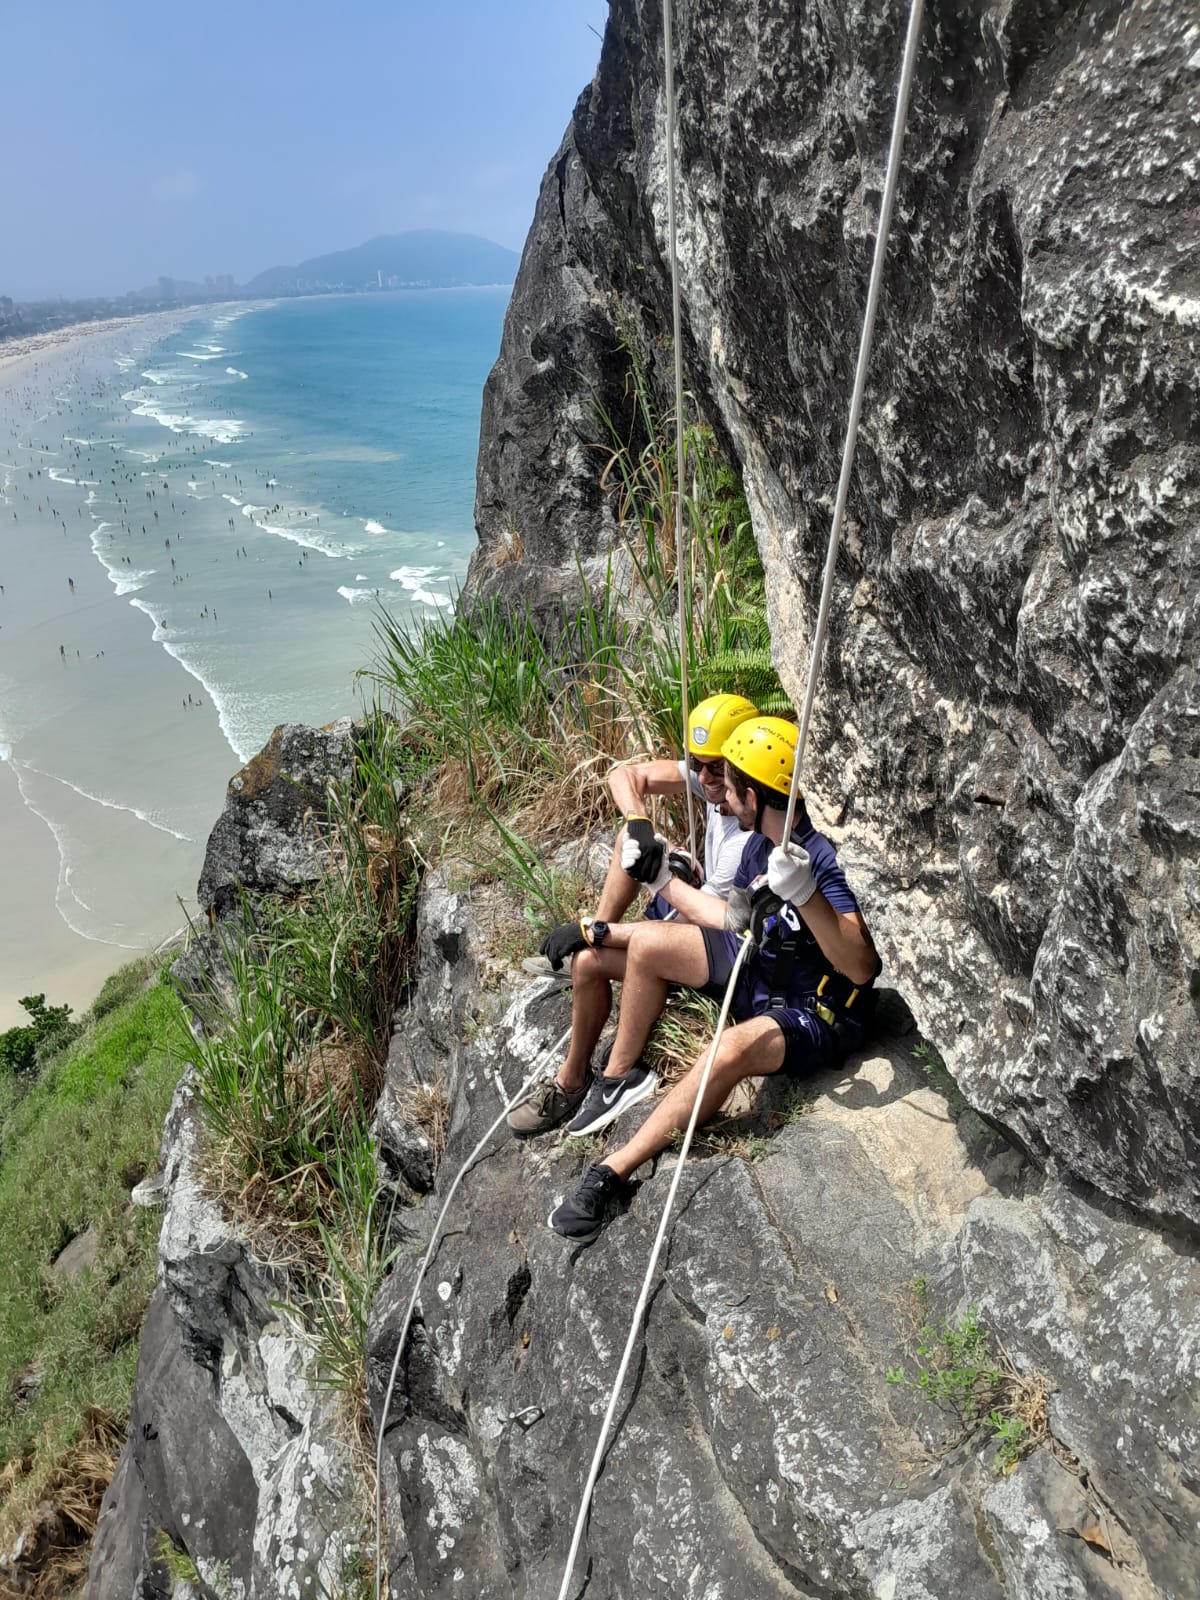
[
  {"left": 470, "top": 0, "right": 1199, "bottom": 1232},
  {"left": 85, "top": 3, "right": 1199, "bottom": 1598}
]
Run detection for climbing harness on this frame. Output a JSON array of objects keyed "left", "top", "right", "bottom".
[
  {"left": 373, "top": 1026, "right": 572, "bottom": 1600},
  {"left": 662, "top": 0, "right": 699, "bottom": 874},
  {"left": 557, "top": 3, "right": 925, "bottom": 1593},
  {"left": 784, "top": 0, "right": 926, "bottom": 842},
  {"left": 554, "top": 933, "right": 753, "bottom": 1600}
]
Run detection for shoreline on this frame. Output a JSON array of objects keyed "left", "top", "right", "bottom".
[{"left": 0, "top": 307, "right": 214, "bottom": 384}]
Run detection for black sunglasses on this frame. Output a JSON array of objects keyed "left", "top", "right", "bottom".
[{"left": 689, "top": 756, "right": 726, "bottom": 777}]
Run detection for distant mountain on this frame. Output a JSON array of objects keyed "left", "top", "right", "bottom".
[{"left": 241, "top": 231, "right": 519, "bottom": 296}]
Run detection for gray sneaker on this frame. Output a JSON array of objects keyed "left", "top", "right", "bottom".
[{"left": 507, "top": 1074, "right": 590, "bottom": 1135}]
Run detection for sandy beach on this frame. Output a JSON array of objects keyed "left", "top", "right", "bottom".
[
  {"left": 0, "top": 308, "right": 201, "bottom": 379},
  {"left": 0, "top": 291, "right": 491, "bottom": 1031},
  {"left": 0, "top": 309, "right": 229, "bottom": 1027}
]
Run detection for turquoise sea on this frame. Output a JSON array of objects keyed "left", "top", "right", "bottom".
[{"left": 0, "top": 291, "right": 507, "bottom": 1022}]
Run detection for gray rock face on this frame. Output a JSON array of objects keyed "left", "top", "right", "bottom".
[
  {"left": 468, "top": 0, "right": 1199, "bottom": 1227},
  {"left": 86, "top": 1076, "right": 364, "bottom": 1600},
  {"left": 368, "top": 871, "right": 1199, "bottom": 1599},
  {"left": 194, "top": 719, "right": 355, "bottom": 922}
]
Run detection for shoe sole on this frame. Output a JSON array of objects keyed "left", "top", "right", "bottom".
[
  {"left": 546, "top": 1207, "right": 601, "bottom": 1242},
  {"left": 521, "top": 957, "right": 573, "bottom": 980},
  {"left": 563, "top": 1072, "right": 658, "bottom": 1137}
]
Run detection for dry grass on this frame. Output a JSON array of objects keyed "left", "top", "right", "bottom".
[
  {"left": 292, "top": 1035, "right": 385, "bottom": 1141},
  {"left": 0, "top": 1406, "right": 124, "bottom": 1600},
  {"left": 488, "top": 525, "right": 524, "bottom": 569},
  {"left": 645, "top": 991, "right": 722, "bottom": 1088},
  {"left": 402, "top": 1081, "right": 450, "bottom": 1161},
  {"left": 997, "top": 1351, "right": 1049, "bottom": 1447}
]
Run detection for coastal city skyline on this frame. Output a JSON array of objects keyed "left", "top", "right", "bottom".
[{"left": 1, "top": 0, "right": 606, "bottom": 301}]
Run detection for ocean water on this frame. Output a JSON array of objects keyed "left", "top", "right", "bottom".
[{"left": 0, "top": 291, "right": 506, "bottom": 1021}]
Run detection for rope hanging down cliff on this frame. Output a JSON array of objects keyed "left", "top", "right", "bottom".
[
  {"left": 372, "top": 1030, "right": 572, "bottom": 1600},
  {"left": 663, "top": 0, "right": 699, "bottom": 875},
  {"left": 555, "top": 4, "right": 925, "bottom": 1597}
]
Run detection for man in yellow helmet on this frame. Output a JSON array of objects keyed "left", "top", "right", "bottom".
[
  {"left": 509, "top": 693, "right": 758, "bottom": 1136},
  {"left": 544, "top": 716, "right": 881, "bottom": 1241}
]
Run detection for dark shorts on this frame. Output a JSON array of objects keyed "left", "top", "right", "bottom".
[{"left": 699, "top": 928, "right": 841, "bottom": 1080}]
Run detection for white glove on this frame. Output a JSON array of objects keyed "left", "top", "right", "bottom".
[{"left": 767, "top": 842, "right": 817, "bottom": 906}]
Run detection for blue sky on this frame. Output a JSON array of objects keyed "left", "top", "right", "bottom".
[{"left": 2, "top": 0, "right": 608, "bottom": 300}]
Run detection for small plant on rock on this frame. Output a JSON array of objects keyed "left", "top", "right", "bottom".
[{"left": 887, "top": 1281, "right": 1048, "bottom": 1474}]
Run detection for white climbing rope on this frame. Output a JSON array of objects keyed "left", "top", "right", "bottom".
[
  {"left": 554, "top": 933, "right": 752, "bottom": 1600},
  {"left": 783, "top": 0, "right": 926, "bottom": 842},
  {"left": 662, "top": 0, "right": 699, "bottom": 872},
  {"left": 374, "top": 1026, "right": 572, "bottom": 1600},
  {"left": 554, "top": 6, "right": 928, "bottom": 1593}
]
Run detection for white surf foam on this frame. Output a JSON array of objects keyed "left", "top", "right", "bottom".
[
  {"left": 239, "top": 502, "right": 348, "bottom": 559},
  {"left": 226, "top": 367, "right": 248, "bottom": 380},
  {"left": 389, "top": 565, "right": 436, "bottom": 588},
  {"left": 17, "top": 756, "right": 193, "bottom": 842},
  {"left": 413, "top": 589, "right": 453, "bottom": 609},
  {"left": 48, "top": 467, "right": 100, "bottom": 486},
  {"left": 364, "top": 519, "right": 388, "bottom": 535},
  {"left": 204, "top": 459, "right": 232, "bottom": 469},
  {"left": 0, "top": 750, "right": 140, "bottom": 948},
  {"left": 129, "top": 599, "right": 248, "bottom": 763},
  {"left": 124, "top": 389, "right": 246, "bottom": 445},
  {"left": 90, "top": 522, "right": 155, "bottom": 595},
  {"left": 337, "top": 585, "right": 378, "bottom": 605}
]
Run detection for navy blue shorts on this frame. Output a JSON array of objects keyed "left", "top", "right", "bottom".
[{"left": 699, "top": 928, "right": 840, "bottom": 1080}]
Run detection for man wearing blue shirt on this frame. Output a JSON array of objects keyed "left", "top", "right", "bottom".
[{"left": 546, "top": 717, "right": 881, "bottom": 1241}]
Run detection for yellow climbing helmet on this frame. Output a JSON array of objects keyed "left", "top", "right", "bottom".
[
  {"left": 686, "top": 694, "right": 758, "bottom": 758},
  {"left": 719, "top": 716, "right": 799, "bottom": 796}
]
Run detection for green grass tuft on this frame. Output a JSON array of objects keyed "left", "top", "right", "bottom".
[{"left": 0, "top": 959, "right": 184, "bottom": 1564}]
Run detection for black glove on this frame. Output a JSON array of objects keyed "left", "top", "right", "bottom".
[
  {"left": 540, "top": 921, "right": 588, "bottom": 971},
  {"left": 667, "top": 849, "right": 701, "bottom": 890},
  {"left": 748, "top": 880, "right": 784, "bottom": 948},
  {"left": 626, "top": 816, "right": 656, "bottom": 857},
  {"left": 621, "top": 816, "right": 665, "bottom": 885}
]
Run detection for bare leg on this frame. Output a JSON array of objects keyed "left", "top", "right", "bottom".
[
  {"left": 555, "top": 946, "right": 628, "bottom": 1090},
  {"left": 595, "top": 826, "right": 642, "bottom": 923},
  {"left": 605, "top": 922, "right": 711, "bottom": 1076},
  {"left": 603, "top": 1015, "right": 786, "bottom": 1179}
]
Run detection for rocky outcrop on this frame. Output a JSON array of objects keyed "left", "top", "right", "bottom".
[
  {"left": 87, "top": 4, "right": 1200, "bottom": 1595},
  {"left": 469, "top": 0, "right": 1199, "bottom": 1230},
  {"left": 365, "top": 869, "right": 1197, "bottom": 1600},
  {"left": 195, "top": 719, "right": 355, "bottom": 923},
  {"left": 86, "top": 1073, "right": 364, "bottom": 1600}
]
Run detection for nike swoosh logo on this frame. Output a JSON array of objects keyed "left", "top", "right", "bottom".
[{"left": 601, "top": 1082, "right": 624, "bottom": 1105}]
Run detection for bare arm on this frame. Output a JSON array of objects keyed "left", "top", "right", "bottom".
[
  {"left": 796, "top": 896, "right": 879, "bottom": 987},
  {"left": 653, "top": 872, "right": 730, "bottom": 929},
  {"left": 607, "top": 759, "right": 687, "bottom": 818}
]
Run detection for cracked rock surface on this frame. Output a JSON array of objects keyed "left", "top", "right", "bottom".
[
  {"left": 367, "top": 873, "right": 1197, "bottom": 1599},
  {"left": 469, "top": 0, "right": 1200, "bottom": 1229}
]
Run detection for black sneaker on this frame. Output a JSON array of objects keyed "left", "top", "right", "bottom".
[
  {"left": 563, "top": 1061, "right": 658, "bottom": 1137},
  {"left": 548, "top": 1162, "right": 632, "bottom": 1241}
]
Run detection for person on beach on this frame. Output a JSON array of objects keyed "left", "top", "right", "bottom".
[
  {"left": 510, "top": 694, "right": 761, "bottom": 1136},
  {"left": 531, "top": 718, "right": 881, "bottom": 1242}
]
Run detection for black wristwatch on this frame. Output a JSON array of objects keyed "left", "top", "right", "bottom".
[{"left": 583, "top": 918, "right": 610, "bottom": 948}]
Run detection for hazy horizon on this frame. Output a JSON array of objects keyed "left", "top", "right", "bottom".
[{"left": 1, "top": 0, "right": 607, "bottom": 302}]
